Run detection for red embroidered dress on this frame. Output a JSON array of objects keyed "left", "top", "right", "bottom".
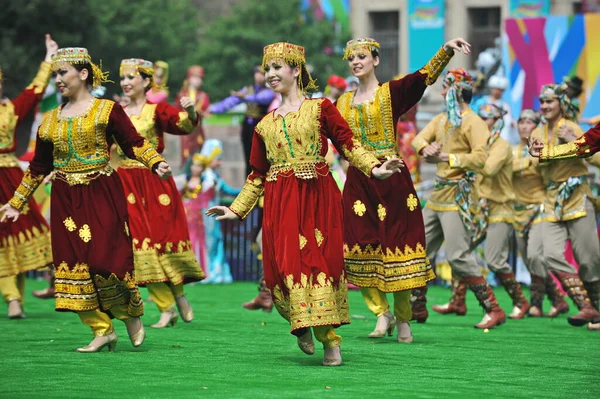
[
  {"left": 336, "top": 47, "right": 452, "bottom": 292},
  {"left": 229, "top": 98, "right": 380, "bottom": 334},
  {"left": 116, "top": 101, "right": 204, "bottom": 285},
  {"left": 8, "top": 99, "right": 165, "bottom": 315},
  {"left": 0, "top": 62, "right": 53, "bottom": 278}
]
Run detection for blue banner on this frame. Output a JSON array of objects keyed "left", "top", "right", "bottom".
[
  {"left": 509, "top": 0, "right": 550, "bottom": 17},
  {"left": 408, "top": 0, "right": 445, "bottom": 72}
]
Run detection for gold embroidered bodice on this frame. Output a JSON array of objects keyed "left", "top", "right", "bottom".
[
  {"left": 118, "top": 103, "right": 159, "bottom": 168},
  {"left": 336, "top": 83, "right": 396, "bottom": 159},
  {"left": 0, "top": 101, "right": 20, "bottom": 168},
  {"left": 257, "top": 99, "right": 326, "bottom": 181},
  {"left": 38, "top": 99, "right": 114, "bottom": 174},
  {"left": 0, "top": 101, "right": 18, "bottom": 151}
]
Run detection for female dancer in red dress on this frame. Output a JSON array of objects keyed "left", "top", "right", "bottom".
[
  {"left": 336, "top": 37, "right": 469, "bottom": 341},
  {"left": 1, "top": 48, "right": 172, "bottom": 352},
  {"left": 0, "top": 34, "right": 56, "bottom": 319},
  {"left": 117, "top": 58, "right": 205, "bottom": 328},
  {"left": 207, "top": 42, "right": 400, "bottom": 366}
]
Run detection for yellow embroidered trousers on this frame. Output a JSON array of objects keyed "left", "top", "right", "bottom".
[
  {"left": 78, "top": 305, "right": 133, "bottom": 336},
  {"left": 147, "top": 283, "right": 184, "bottom": 312},
  {"left": 360, "top": 287, "right": 412, "bottom": 322},
  {"left": 0, "top": 273, "right": 26, "bottom": 304},
  {"left": 312, "top": 326, "right": 342, "bottom": 349}
]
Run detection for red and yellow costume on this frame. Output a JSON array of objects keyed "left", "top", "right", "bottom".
[
  {"left": 7, "top": 48, "right": 166, "bottom": 336},
  {"left": 117, "top": 59, "right": 204, "bottom": 315},
  {"left": 229, "top": 43, "right": 380, "bottom": 348},
  {"left": 0, "top": 62, "right": 53, "bottom": 307},
  {"left": 176, "top": 65, "right": 209, "bottom": 161},
  {"left": 336, "top": 38, "right": 450, "bottom": 308}
]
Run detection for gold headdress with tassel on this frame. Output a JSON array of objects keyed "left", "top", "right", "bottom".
[
  {"left": 51, "top": 48, "right": 111, "bottom": 89},
  {"left": 192, "top": 147, "right": 222, "bottom": 167},
  {"left": 262, "top": 42, "right": 317, "bottom": 93},
  {"left": 343, "top": 37, "right": 381, "bottom": 60},
  {"left": 120, "top": 58, "right": 160, "bottom": 90}
]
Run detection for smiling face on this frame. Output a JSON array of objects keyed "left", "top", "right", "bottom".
[
  {"left": 120, "top": 66, "right": 150, "bottom": 99},
  {"left": 540, "top": 98, "right": 561, "bottom": 122},
  {"left": 53, "top": 63, "right": 89, "bottom": 98},
  {"left": 263, "top": 59, "right": 298, "bottom": 94},
  {"left": 346, "top": 50, "right": 379, "bottom": 79}
]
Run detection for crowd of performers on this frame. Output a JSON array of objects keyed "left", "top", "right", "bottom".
[{"left": 1, "top": 33, "right": 599, "bottom": 367}]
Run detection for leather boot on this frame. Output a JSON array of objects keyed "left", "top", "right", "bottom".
[
  {"left": 528, "top": 275, "right": 545, "bottom": 317},
  {"left": 545, "top": 275, "right": 570, "bottom": 317},
  {"left": 410, "top": 286, "right": 428, "bottom": 323},
  {"left": 464, "top": 276, "right": 506, "bottom": 329},
  {"left": 242, "top": 280, "right": 273, "bottom": 312},
  {"left": 432, "top": 277, "right": 467, "bottom": 315},
  {"left": 555, "top": 272, "right": 600, "bottom": 327},
  {"left": 583, "top": 280, "right": 600, "bottom": 325},
  {"left": 497, "top": 272, "right": 530, "bottom": 319}
]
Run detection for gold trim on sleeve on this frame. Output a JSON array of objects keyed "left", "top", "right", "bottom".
[
  {"left": 8, "top": 168, "right": 45, "bottom": 211},
  {"left": 25, "top": 62, "right": 52, "bottom": 95},
  {"left": 419, "top": 47, "right": 453, "bottom": 86},
  {"left": 229, "top": 176, "right": 264, "bottom": 219}
]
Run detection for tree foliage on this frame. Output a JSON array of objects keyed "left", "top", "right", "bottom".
[
  {"left": 0, "top": 0, "right": 349, "bottom": 100},
  {"left": 196, "top": 0, "right": 350, "bottom": 99}
]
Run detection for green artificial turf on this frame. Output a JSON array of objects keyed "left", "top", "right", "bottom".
[{"left": 1, "top": 280, "right": 598, "bottom": 398}]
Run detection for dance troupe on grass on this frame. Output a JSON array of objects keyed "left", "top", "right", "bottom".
[{"left": 1, "top": 33, "right": 599, "bottom": 367}]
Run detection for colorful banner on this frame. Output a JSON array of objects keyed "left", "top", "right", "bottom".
[
  {"left": 301, "top": 0, "right": 350, "bottom": 32},
  {"left": 408, "top": 0, "right": 445, "bottom": 72},
  {"left": 503, "top": 14, "right": 600, "bottom": 125},
  {"left": 509, "top": 0, "right": 550, "bottom": 18}
]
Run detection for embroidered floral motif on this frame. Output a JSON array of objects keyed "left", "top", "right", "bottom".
[
  {"left": 299, "top": 234, "right": 308, "bottom": 250},
  {"left": 63, "top": 217, "right": 77, "bottom": 232},
  {"left": 158, "top": 194, "right": 171, "bottom": 206},
  {"left": 314, "top": 229, "right": 324, "bottom": 247},
  {"left": 127, "top": 193, "right": 136, "bottom": 204},
  {"left": 407, "top": 194, "right": 418, "bottom": 211},
  {"left": 377, "top": 204, "right": 387, "bottom": 221},
  {"left": 353, "top": 200, "right": 366, "bottom": 216},
  {"left": 78, "top": 224, "right": 92, "bottom": 243}
]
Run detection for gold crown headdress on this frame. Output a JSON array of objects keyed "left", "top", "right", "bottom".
[
  {"left": 262, "top": 42, "right": 317, "bottom": 93},
  {"left": 120, "top": 58, "right": 160, "bottom": 90},
  {"left": 192, "top": 147, "right": 222, "bottom": 167},
  {"left": 343, "top": 37, "right": 381, "bottom": 60},
  {"left": 51, "top": 48, "right": 111, "bottom": 89}
]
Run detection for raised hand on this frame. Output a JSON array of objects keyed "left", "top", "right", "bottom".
[
  {"left": 0, "top": 203, "right": 20, "bottom": 223},
  {"left": 443, "top": 38, "right": 471, "bottom": 55},
  {"left": 44, "top": 34, "right": 58, "bottom": 62},
  {"left": 156, "top": 162, "right": 172, "bottom": 179},
  {"left": 206, "top": 206, "right": 239, "bottom": 221}
]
